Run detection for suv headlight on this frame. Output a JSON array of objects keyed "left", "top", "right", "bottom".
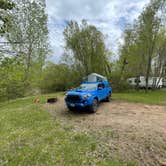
[
  {"left": 64, "top": 93, "right": 68, "bottom": 99},
  {"left": 83, "top": 94, "right": 92, "bottom": 98}
]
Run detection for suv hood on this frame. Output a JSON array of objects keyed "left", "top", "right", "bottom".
[{"left": 67, "top": 90, "right": 95, "bottom": 97}]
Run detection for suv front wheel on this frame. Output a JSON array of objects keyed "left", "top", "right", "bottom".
[
  {"left": 90, "top": 99, "right": 98, "bottom": 113},
  {"left": 68, "top": 106, "right": 75, "bottom": 112}
]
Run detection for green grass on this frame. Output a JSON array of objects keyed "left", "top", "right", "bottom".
[
  {"left": 0, "top": 93, "right": 136, "bottom": 166},
  {"left": 0, "top": 90, "right": 165, "bottom": 165},
  {"left": 113, "top": 90, "right": 166, "bottom": 106},
  {"left": 0, "top": 92, "right": 64, "bottom": 109}
]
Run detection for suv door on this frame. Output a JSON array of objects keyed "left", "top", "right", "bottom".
[{"left": 97, "top": 83, "right": 105, "bottom": 100}]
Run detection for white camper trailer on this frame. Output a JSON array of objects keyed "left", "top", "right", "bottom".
[
  {"left": 127, "top": 76, "right": 150, "bottom": 88},
  {"left": 127, "top": 76, "right": 166, "bottom": 89},
  {"left": 127, "top": 77, "right": 137, "bottom": 87},
  {"left": 84, "top": 73, "right": 107, "bottom": 82}
]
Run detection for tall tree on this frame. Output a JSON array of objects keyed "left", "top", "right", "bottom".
[
  {"left": 137, "top": 0, "right": 164, "bottom": 91},
  {"left": 63, "top": 20, "right": 111, "bottom": 77},
  {"left": 6, "top": 0, "right": 49, "bottom": 90},
  {"left": 0, "top": 0, "right": 50, "bottom": 101}
]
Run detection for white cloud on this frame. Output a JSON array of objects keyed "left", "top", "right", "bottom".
[{"left": 46, "top": 0, "right": 150, "bottom": 62}]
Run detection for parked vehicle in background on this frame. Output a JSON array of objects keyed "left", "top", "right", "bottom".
[
  {"left": 127, "top": 76, "right": 166, "bottom": 89},
  {"left": 65, "top": 73, "right": 112, "bottom": 113}
]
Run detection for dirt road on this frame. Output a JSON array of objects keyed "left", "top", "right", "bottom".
[{"left": 45, "top": 97, "right": 166, "bottom": 166}]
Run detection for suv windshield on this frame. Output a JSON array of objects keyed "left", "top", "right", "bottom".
[{"left": 76, "top": 83, "right": 97, "bottom": 91}]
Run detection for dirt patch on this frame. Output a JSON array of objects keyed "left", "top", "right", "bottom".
[{"left": 44, "top": 97, "right": 166, "bottom": 166}]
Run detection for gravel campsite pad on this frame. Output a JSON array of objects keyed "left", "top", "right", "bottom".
[{"left": 45, "top": 97, "right": 166, "bottom": 166}]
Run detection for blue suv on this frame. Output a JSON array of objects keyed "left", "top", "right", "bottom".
[{"left": 65, "top": 81, "right": 112, "bottom": 113}]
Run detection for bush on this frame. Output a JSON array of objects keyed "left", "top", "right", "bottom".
[
  {"left": 108, "top": 72, "right": 131, "bottom": 92},
  {"left": 40, "top": 63, "right": 82, "bottom": 93}
]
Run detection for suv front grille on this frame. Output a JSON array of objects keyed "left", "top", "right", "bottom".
[{"left": 66, "top": 95, "right": 82, "bottom": 103}]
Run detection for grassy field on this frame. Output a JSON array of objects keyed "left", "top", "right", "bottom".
[
  {"left": 113, "top": 90, "right": 166, "bottom": 106},
  {"left": 0, "top": 90, "right": 165, "bottom": 165},
  {"left": 0, "top": 94, "right": 136, "bottom": 166}
]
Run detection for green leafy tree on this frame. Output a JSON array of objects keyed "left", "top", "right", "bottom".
[
  {"left": 6, "top": 0, "right": 49, "bottom": 92},
  {"left": 63, "top": 20, "right": 111, "bottom": 77},
  {"left": 137, "top": 0, "right": 164, "bottom": 91},
  {"left": 0, "top": 0, "right": 49, "bottom": 101}
]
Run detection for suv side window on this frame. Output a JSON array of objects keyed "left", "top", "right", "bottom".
[{"left": 98, "top": 83, "right": 105, "bottom": 89}]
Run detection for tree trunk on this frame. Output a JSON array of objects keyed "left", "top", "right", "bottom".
[{"left": 145, "top": 55, "right": 152, "bottom": 92}]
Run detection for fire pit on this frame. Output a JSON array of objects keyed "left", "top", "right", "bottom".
[{"left": 47, "top": 97, "right": 58, "bottom": 104}]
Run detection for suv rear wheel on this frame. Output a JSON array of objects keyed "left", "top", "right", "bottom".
[{"left": 106, "top": 93, "right": 111, "bottom": 102}]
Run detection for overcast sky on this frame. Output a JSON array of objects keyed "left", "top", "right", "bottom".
[{"left": 46, "top": 0, "right": 150, "bottom": 63}]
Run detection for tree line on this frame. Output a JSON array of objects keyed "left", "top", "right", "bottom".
[
  {"left": 42, "top": 0, "right": 165, "bottom": 93},
  {"left": 118, "top": 0, "right": 166, "bottom": 91},
  {"left": 0, "top": 0, "right": 166, "bottom": 101}
]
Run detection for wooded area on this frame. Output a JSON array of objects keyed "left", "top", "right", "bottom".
[{"left": 0, "top": 0, "right": 166, "bottom": 101}]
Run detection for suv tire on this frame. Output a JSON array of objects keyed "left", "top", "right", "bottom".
[
  {"left": 90, "top": 99, "right": 98, "bottom": 113},
  {"left": 106, "top": 93, "right": 111, "bottom": 102},
  {"left": 68, "top": 106, "right": 75, "bottom": 112}
]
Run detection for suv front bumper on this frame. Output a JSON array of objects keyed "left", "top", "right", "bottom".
[{"left": 65, "top": 100, "right": 91, "bottom": 109}]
